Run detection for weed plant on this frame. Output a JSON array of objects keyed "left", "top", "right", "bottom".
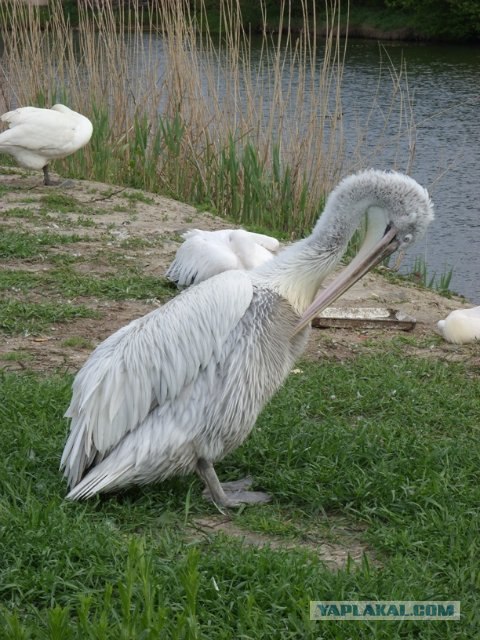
[{"left": 409, "top": 255, "right": 453, "bottom": 296}]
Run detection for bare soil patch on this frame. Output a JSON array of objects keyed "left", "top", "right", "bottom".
[
  {"left": 0, "top": 169, "right": 228, "bottom": 371},
  {"left": 190, "top": 515, "right": 379, "bottom": 570}
]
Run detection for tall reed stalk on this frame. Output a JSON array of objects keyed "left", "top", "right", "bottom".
[{"left": 0, "top": 0, "right": 415, "bottom": 236}]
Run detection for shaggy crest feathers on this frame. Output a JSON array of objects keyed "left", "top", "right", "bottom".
[{"left": 253, "top": 169, "right": 434, "bottom": 314}]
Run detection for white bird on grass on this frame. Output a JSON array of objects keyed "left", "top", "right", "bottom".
[
  {"left": 437, "top": 306, "right": 480, "bottom": 344},
  {"left": 166, "top": 228, "right": 280, "bottom": 286},
  {"left": 60, "top": 170, "right": 434, "bottom": 508},
  {"left": 0, "top": 104, "right": 93, "bottom": 185}
]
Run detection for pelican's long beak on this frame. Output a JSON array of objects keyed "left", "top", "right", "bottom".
[{"left": 292, "top": 226, "right": 400, "bottom": 335}]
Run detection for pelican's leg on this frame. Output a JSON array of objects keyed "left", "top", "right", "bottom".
[
  {"left": 196, "top": 458, "right": 271, "bottom": 508},
  {"left": 43, "top": 164, "right": 53, "bottom": 186}
]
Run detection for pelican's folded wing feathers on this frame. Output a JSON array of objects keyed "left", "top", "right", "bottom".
[
  {"left": 0, "top": 108, "right": 78, "bottom": 153},
  {"left": 60, "top": 271, "right": 253, "bottom": 486},
  {"left": 166, "top": 232, "right": 241, "bottom": 286},
  {"left": 245, "top": 231, "right": 280, "bottom": 252}
]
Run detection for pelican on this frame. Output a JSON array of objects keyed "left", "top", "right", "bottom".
[
  {"left": 437, "top": 306, "right": 480, "bottom": 344},
  {"left": 61, "top": 170, "right": 434, "bottom": 507},
  {"left": 0, "top": 104, "right": 93, "bottom": 185},
  {"left": 166, "top": 228, "right": 280, "bottom": 286}
]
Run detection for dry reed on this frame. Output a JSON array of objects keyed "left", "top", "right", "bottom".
[{"left": 0, "top": 0, "right": 415, "bottom": 235}]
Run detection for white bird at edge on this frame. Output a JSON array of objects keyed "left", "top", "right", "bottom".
[
  {"left": 165, "top": 228, "right": 280, "bottom": 286},
  {"left": 0, "top": 104, "right": 93, "bottom": 185},
  {"left": 60, "top": 169, "right": 434, "bottom": 508},
  {"left": 437, "top": 306, "right": 480, "bottom": 344}
]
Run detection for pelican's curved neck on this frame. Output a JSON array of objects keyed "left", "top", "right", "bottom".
[{"left": 253, "top": 186, "right": 386, "bottom": 314}]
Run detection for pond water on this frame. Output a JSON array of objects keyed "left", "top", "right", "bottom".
[{"left": 340, "top": 40, "right": 480, "bottom": 302}]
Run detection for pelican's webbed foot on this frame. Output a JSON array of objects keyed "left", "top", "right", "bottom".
[{"left": 196, "top": 458, "right": 271, "bottom": 508}]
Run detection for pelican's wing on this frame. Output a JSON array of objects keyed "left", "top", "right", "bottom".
[
  {"left": 244, "top": 231, "right": 280, "bottom": 252},
  {"left": 1, "top": 107, "right": 47, "bottom": 127},
  {"left": 166, "top": 233, "right": 241, "bottom": 286},
  {"left": 181, "top": 228, "right": 231, "bottom": 242},
  {"left": 0, "top": 108, "right": 77, "bottom": 153},
  {"left": 61, "top": 270, "right": 253, "bottom": 485},
  {"left": 463, "top": 306, "right": 480, "bottom": 319}
]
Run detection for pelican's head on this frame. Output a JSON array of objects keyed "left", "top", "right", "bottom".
[
  {"left": 294, "top": 170, "right": 434, "bottom": 333},
  {"left": 348, "top": 170, "right": 434, "bottom": 253}
]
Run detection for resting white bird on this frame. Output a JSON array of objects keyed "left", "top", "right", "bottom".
[
  {"left": 166, "top": 228, "right": 280, "bottom": 286},
  {"left": 437, "top": 306, "right": 480, "bottom": 344},
  {"left": 0, "top": 104, "right": 93, "bottom": 185},
  {"left": 61, "top": 170, "right": 434, "bottom": 507}
]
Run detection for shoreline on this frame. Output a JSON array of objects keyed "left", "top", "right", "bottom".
[{"left": 1, "top": 5, "right": 479, "bottom": 45}]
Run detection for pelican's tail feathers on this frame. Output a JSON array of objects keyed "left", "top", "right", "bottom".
[{"left": 65, "top": 462, "right": 134, "bottom": 500}]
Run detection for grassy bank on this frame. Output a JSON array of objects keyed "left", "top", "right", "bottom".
[
  {"left": 0, "top": 2, "right": 474, "bottom": 636},
  {"left": 7, "top": 0, "right": 479, "bottom": 42}
]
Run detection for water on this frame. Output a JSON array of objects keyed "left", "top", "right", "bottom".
[
  {"left": 3, "top": 32, "right": 478, "bottom": 301},
  {"left": 340, "top": 40, "right": 480, "bottom": 302}
]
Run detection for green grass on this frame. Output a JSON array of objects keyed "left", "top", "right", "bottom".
[
  {"left": 47, "top": 268, "right": 174, "bottom": 301},
  {"left": 409, "top": 256, "right": 454, "bottom": 297},
  {"left": 0, "top": 267, "right": 175, "bottom": 301},
  {"left": 74, "top": 216, "right": 98, "bottom": 228},
  {"left": 0, "top": 301, "right": 99, "bottom": 335},
  {"left": 1, "top": 206, "right": 38, "bottom": 220},
  {"left": 61, "top": 337, "right": 94, "bottom": 349},
  {"left": 0, "top": 350, "right": 34, "bottom": 362},
  {"left": 118, "top": 236, "right": 165, "bottom": 250},
  {"left": 39, "top": 193, "right": 82, "bottom": 212},
  {"left": 0, "top": 195, "right": 83, "bottom": 223},
  {"left": 0, "top": 230, "right": 90, "bottom": 259},
  {"left": 0, "top": 354, "right": 479, "bottom": 637},
  {"left": 123, "top": 191, "right": 156, "bottom": 205},
  {"left": 378, "top": 258, "right": 456, "bottom": 298},
  {"left": 0, "top": 183, "right": 16, "bottom": 195}
]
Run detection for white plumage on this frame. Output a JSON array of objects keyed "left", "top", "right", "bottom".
[
  {"left": 0, "top": 104, "right": 93, "bottom": 185},
  {"left": 61, "top": 170, "right": 434, "bottom": 507},
  {"left": 166, "top": 228, "right": 280, "bottom": 286},
  {"left": 437, "top": 306, "right": 480, "bottom": 344}
]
